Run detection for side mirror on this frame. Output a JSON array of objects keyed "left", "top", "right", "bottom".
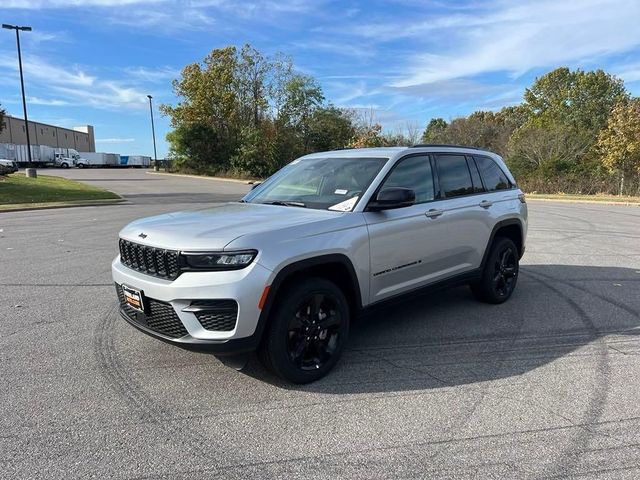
[
  {"left": 250, "top": 182, "right": 262, "bottom": 190},
  {"left": 367, "top": 187, "right": 416, "bottom": 211}
]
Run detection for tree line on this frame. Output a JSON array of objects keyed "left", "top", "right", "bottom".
[
  {"left": 161, "top": 44, "right": 425, "bottom": 179},
  {"left": 422, "top": 68, "right": 640, "bottom": 195},
  {"left": 158, "top": 46, "right": 640, "bottom": 195}
]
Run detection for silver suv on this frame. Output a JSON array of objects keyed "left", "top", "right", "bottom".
[{"left": 112, "top": 145, "right": 527, "bottom": 383}]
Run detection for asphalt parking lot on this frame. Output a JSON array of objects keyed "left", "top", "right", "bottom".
[{"left": 2, "top": 169, "right": 640, "bottom": 479}]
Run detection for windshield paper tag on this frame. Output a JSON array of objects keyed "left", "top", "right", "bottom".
[
  {"left": 329, "top": 196, "right": 358, "bottom": 212},
  {"left": 334, "top": 189, "right": 348, "bottom": 195}
]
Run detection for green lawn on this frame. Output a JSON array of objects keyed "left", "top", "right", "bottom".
[{"left": 0, "top": 173, "right": 120, "bottom": 207}]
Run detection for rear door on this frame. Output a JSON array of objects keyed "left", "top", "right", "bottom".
[{"left": 429, "top": 153, "right": 494, "bottom": 274}]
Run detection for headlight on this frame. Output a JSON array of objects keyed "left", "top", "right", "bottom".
[{"left": 180, "top": 250, "right": 257, "bottom": 271}]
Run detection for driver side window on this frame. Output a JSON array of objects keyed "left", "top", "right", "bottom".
[{"left": 380, "top": 155, "right": 434, "bottom": 203}]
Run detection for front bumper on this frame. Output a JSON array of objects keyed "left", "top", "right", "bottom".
[{"left": 111, "top": 256, "right": 273, "bottom": 354}]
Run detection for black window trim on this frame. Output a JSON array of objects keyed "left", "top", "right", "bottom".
[
  {"left": 465, "top": 154, "right": 486, "bottom": 193},
  {"left": 432, "top": 152, "right": 483, "bottom": 200},
  {"left": 364, "top": 153, "right": 437, "bottom": 211},
  {"left": 472, "top": 154, "right": 515, "bottom": 191}
]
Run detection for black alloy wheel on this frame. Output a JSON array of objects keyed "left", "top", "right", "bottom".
[
  {"left": 470, "top": 237, "right": 519, "bottom": 304},
  {"left": 259, "top": 277, "right": 350, "bottom": 383},
  {"left": 287, "top": 293, "right": 342, "bottom": 371},
  {"left": 493, "top": 244, "right": 517, "bottom": 298}
]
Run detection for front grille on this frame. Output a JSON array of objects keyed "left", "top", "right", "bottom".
[
  {"left": 116, "top": 284, "right": 188, "bottom": 339},
  {"left": 119, "top": 239, "right": 180, "bottom": 280},
  {"left": 192, "top": 300, "right": 238, "bottom": 332}
]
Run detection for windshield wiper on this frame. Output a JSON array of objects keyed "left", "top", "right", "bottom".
[{"left": 261, "top": 200, "right": 307, "bottom": 208}]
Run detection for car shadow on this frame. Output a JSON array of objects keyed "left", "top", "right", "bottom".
[{"left": 241, "top": 264, "right": 640, "bottom": 393}]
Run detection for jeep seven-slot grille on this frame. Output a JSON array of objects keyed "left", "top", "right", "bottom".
[
  {"left": 192, "top": 300, "right": 238, "bottom": 332},
  {"left": 115, "top": 284, "right": 188, "bottom": 338},
  {"left": 119, "top": 239, "right": 180, "bottom": 280}
]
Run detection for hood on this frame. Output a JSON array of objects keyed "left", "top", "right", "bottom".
[{"left": 119, "top": 202, "right": 343, "bottom": 250}]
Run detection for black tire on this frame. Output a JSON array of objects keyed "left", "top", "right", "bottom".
[
  {"left": 470, "top": 237, "right": 519, "bottom": 304},
  {"left": 259, "top": 277, "right": 350, "bottom": 383},
  {"left": 77, "top": 163, "right": 85, "bottom": 169},
  {"left": 61, "top": 163, "right": 69, "bottom": 169}
]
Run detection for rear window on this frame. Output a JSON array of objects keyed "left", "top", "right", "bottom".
[
  {"left": 474, "top": 156, "right": 512, "bottom": 191},
  {"left": 435, "top": 154, "right": 475, "bottom": 198}
]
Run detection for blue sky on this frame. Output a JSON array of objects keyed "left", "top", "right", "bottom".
[{"left": 1, "top": 0, "right": 639, "bottom": 158}]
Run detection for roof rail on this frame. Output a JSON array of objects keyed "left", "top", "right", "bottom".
[{"left": 410, "top": 143, "right": 489, "bottom": 151}]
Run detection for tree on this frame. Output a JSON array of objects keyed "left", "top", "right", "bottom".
[
  {"left": 162, "top": 45, "right": 339, "bottom": 176},
  {"left": 421, "top": 108, "right": 525, "bottom": 156},
  {"left": 507, "top": 123, "right": 592, "bottom": 178},
  {"left": 305, "top": 106, "right": 355, "bottom": 152},
  {"left": 507, "top": 67, "right": 629, "bottom": 180},
  {"left": 597, "top": 99, "right": 640, "bottom": 195},
  {"left": 523, "top": 68, "right": 627, "bottom": 134},
  {"left": 421, "top": 118, "right": 448, "bottom": 143},
  {"left": 348, "top": 123, "right": 386, "bottom": 148},
  {"left": 166, "top": 122, "right": 232, "bottom": 173}
]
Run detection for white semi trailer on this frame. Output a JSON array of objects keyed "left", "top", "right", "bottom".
[
  {"left": 80, "top": 152, "right": 120, "bottom": 167},
  {"left": 119, "top": 155, "right": 151, "bottom": 167},
  {"left": 0, "top": 143, "right": 88, "bottom": 167}
]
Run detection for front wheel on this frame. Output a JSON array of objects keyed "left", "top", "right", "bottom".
[
  {"left": 77, "top": 163, "right": 85, "bottom": 169},
  {"left": 60, "top": 163, "right": 69, "bottom": 169},
  {"left": 259, "top": 277, "right": 350, "bottom": 383},
  {"left": 470, "top": 237, "right": 519, "bottom": 304}
]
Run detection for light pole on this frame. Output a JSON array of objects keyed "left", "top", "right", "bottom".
[
  {"left": 3, "top": 24, "right": 33, "bottom": 170},
  {"left": 147, "top": 94, "right": 158, "bottom": 171}
]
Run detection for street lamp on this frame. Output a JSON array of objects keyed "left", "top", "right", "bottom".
[
  {"left": 147, "top": 94, "right": 159, "bottom": 171},
  {"left": 3, "top": 24, "right": 34, "bottom": 170}
]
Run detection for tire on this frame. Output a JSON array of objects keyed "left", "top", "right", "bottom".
[
  {"left": 77, "top": 163, "right": 85, "bottom": 169},
  {"left": 470, "top": 237, "right": 519, "bottom": 304},
  {"left": 259, "top": 277, "right": 350, "bottom": 383},
  {"left": 61, "top": 163, "right": 69, "bottom": 169}
]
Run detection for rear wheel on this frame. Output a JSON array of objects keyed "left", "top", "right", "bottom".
[
  {"left": 470, "top": 237, "right": 519, "bottom": 304},
  {"left": 77, "top": 163, "right": 85, "bottom": 169},
  {"left": 259, "top": 277, "right": 350, "bottom": 383},
  {"left": 61, "top": 162, "right": 69, "bottom": 169}
]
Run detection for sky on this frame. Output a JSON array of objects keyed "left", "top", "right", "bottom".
[{"left": 1, "top": 0, "right": 640, "bottom": 158}]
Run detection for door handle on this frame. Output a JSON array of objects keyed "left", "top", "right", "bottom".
[
  {"left": 425, "top": 209, "right": 444, "bottom": 219},
  {"left": 479, "top": 200, "right": 493, "bottom": 209}
]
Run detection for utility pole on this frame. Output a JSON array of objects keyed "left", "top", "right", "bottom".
[
  {"left": 3, "top": 24, "right": 33, "bottom": 170},
  {"left": 147, "top": 95, "right": 159, "bottom": 171}
]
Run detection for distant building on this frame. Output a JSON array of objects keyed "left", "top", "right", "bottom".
[{"left": 0, "top": 115, "right": 96, "bottom": 152}]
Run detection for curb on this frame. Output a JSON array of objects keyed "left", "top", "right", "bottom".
[
  {"left": 526, "top": 197, "right": 640, "bottom": 207},
  {"left": 0, "top": 198, "right": 127, "bottom": 213},
  {"left": 146, "top": 171, "right": 258, "bottom": 184}
]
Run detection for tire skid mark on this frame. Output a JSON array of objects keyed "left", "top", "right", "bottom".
[
  {"left": 521, "top": 270, "right": 617, "bottom": 477},
  {"left": 126, "top": 416, "right": 640, "bottom": 480},
  {"left": 92, "top": 303, "right": 222, "bottom": 460},
  {"left": 523, "top": 268, "right": 639, "bottom": 320}
]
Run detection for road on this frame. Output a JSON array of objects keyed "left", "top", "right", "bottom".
[{"left": 2, "top": 169, "right": 640, "bottom": 479}]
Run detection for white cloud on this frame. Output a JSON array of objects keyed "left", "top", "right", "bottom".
[
  {"left": 96, "top": 137, "right": 136, "bottom": 143},
  {"left": 3, "top": 0, "right": 166, "bottom": 7},
  {"left": 125, "top": 66, "right": 180, "bottom": 83},
  {"left": 28, "top": 97, "right": 71, "bottom": 106},
  {"left": 612, "top": 62, "right": 640, "bottom": 83},
  {"left": 379, "top": 0, "right": 640, "bottom": 88},
  {"left": 0, "top": 54, "right": 148, "bottom": 110}
]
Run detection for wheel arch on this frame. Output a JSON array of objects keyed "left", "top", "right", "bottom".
[
  {"left": 255, "top": 254, "right": 362, "bottom": 342},
  {"left": 480, "top": 218, "right": 525, "bottom": 271}
]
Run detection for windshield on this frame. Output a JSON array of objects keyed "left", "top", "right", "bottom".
[{"left": 243, "top": 156, "right": 388, "bottom": 211}]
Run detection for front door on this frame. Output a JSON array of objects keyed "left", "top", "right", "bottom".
[{"left": 364, "top": 154, "right": 445, "bottom": 303}]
